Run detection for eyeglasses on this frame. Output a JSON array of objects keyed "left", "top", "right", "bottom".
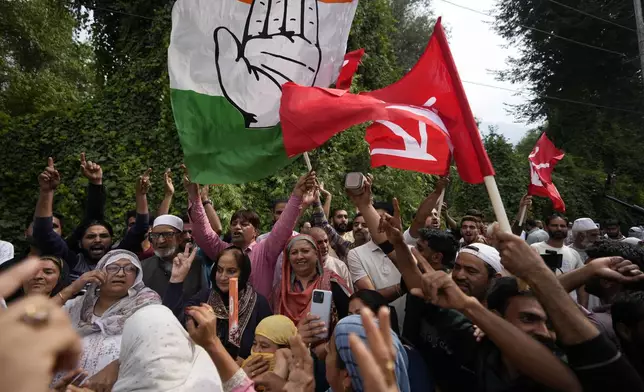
[
  {"left": 149, "top": 232, "right": 179, "bottom": 241},
  {"left": 105, "top": 264, "right": 138, "bottom": 275}
]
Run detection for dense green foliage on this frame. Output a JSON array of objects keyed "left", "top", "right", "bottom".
[
  {"left": 494, "top": 0, "right": 644, "bottom": 226},
  {"left": 2, "top": 0, "right": 642, "bottom": 251}
]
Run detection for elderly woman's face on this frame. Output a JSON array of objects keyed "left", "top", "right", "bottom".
[
  {"left": 101, "top": 258, "right": 138, "bottom": 297},
  {"left": 215, "top": 252, "right": 241, "bottom": 293},
  {"left": 23, "top": 258, "right": 60, "bottom": 296},
  {"left": 325, "top": 334, "right": 350, "bottom": 392},
  {"left": 288, "top": 240, "right": 318, "bottom": 277}
]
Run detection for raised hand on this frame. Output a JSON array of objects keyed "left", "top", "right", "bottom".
[
  {"left": 588, "top": 256, "right": 644, "bottom": 283},
  {"left": 163, "top": 168, "right": 175, "bottom": 196},
  {"left": 214, "top": 0, "right": 322, "bottom": 128},
  {"left": 79, "top": 152, "right": 102, "bottom": 185},
  {"left": 170, "top": 244, "right": 198, "bottom": 283},
  {"left": 72, "top": 270, "right": 108, "bottom": 293},
  {"left": 435, "top": 176, "right": 449, "bottom": 193},
  {"left": 136, "top": 168, "right": 152, "bottom": 195},
  {"left": 409, "top": 248, "right": 475, "bottom": 311},
  {"left": 38, "top": 157, "right": 61, "bottom": 192},
  {"left": 180, "top": 164, "right": 199, "bottom": 200},
  {"left": 492, "top": 224, "right": 549, "bottom": 279},
  {"left": 200, "top": 184, "right": 210, "bottom": 202},
  {"left": 296, "top": 313, "right": 326, "bottom": 345},
  {"left": 347, "top": 174, "right": 373, "bottom": 208},
  {"left": 186, "top": 303, "right": 219, "bottom": 348},
  {"left": 348, "top": 307, "right": 399, "bottom": 392},
  {"left": 283, "top": 335, "right": 315, "bottom": 392},
  {"left": 319, "top": 182, "right": 331, "bottom": 198},
  {"left": 519, "top": 194, "right": 533, "bottom": 208},
  {"left": 294, "top": 171, "right": 317, "bottom": 198},
  {"left": 379, "top": 198, "right": 404, "bottom": 245},
  {"left": 0, "top": 257, "right": 40, "bottom": 298}
]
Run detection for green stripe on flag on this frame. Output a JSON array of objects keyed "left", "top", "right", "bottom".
[{"left": 171, "top": 89, "right": 293, "bottom": 184}]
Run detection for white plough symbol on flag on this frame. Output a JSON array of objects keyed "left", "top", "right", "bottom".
[
  {"left": 371, "top": 97, "right": 452, "bottom": 161},
  {"left": 529, "top": 147, "right": 550, "bottom": 187},
  {"left": 214, "top": 0, "right": 322, "bottom": 128}
]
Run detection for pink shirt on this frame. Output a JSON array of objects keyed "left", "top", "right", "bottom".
[{"left": 189, "top": 193, "right": 302, "bottom": 299}]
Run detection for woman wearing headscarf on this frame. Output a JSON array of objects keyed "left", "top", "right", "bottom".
[
  {"left": 7, "top": 255, "right": 65, "bottom": 303},
  {"left": 272, "top": 235, "right": 352, "bottom": 350},
  {"left": 325, "top": 314, "right": 411, "bottom": 392},
  {"left": 240, "top": 315, "right": 298, "bottom": 381},
  {"left": 54, "top": 249, "right": 161, "bottom": 387},
  {"left": 112, "top": 304, "right": 223, "bottom": 391},
  {"left": 163, "top": 245, "right": 272, "bottom": 360}
]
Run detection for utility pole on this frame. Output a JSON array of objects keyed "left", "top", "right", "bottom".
[{"left": 634, "top": 0, "right": 644, "bottom": 88}]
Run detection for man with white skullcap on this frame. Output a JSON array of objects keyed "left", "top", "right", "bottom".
[
  {"left": 141, "top": 214, "right": 207, "bottom": 298},
  {"left": 453, "top": 243, "right": 503, "bottom": 301},
  {"left": 570, "top": 218, "right": 601, "bottom": 262}
]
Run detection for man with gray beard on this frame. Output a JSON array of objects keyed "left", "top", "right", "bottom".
[{"left": 141, "top": 214, "right": 207, "bottom": 298}]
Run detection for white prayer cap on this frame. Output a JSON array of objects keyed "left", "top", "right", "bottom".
[
  {"left": 572, "top": 218, "right": 597, "bottom": 233},
  {"left": 459, "top": 243, "right": 503, "bottom": 274},
  {"left": 628, "top": 227, "right": 644, "bottom": 239},
  {"left": 153, "top": 215, "right": 183, "bottom": 232},
  {"left": 623, "top": 237, "right": 643, "bottom": 246}
]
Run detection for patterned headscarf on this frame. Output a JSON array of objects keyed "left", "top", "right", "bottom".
[
  {"left": 332, "top": 315, "right": 410, "bottom": 392},
  {"left": 67, "top": 250, "right": 161, "bottom": 337},
  {"left": 272, "top": 235, "right": 352, "bottom": 325}
]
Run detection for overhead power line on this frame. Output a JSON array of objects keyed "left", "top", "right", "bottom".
[
  {"left": 436, "top": 0, "right": 628, "bottom": 57},
  {"left": 462, "top": 80, "right": 644, "bottom": 115},
  {"left": 547, "top": 0, "right": 636, "bottom": 33}
]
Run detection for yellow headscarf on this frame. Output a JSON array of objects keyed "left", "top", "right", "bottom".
[
  {"left": 241, "top": 315, "right": 298, "bottom": 372},
  {"left": 255, "top": 315, "right": 298, "bottom": 346}
]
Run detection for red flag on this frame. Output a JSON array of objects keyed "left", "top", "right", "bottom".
[
  {"left": 364, "top": 18, "right": 493, "bottom": 183},
  {"left": 280, "top": 18, "right": 494, "bottom": 183},
  {"left": 280, "top": 84, "right": 452, "bottom": 159},
  {"left": 335, "top": 49, "right": 365, "bottom": 90},
  {"left": 528, "top": 133, "right": 566, "bottom": 212}
]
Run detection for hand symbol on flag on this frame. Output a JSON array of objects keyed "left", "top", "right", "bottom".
[{"left": 214, "top": 0, "right": 322, "bottom": 128}]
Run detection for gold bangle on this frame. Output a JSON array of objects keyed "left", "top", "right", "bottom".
[{"left": 58, "top": 292, "right": 65, "bottom": 301}]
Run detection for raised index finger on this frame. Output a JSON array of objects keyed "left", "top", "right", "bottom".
[
  {"left": 302, "top": 0, "right": 319, "bottom": 44},
  {"left": 47, "top": 156, "right": 55, "bottom": 169},
  {"left": 80, "top": 152, "right": 86, "bottom": 166},
  {"left": 246, "top": 0, "right": 271, "bottom": 37}
]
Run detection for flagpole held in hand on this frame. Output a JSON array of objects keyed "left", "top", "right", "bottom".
[
  {"left": 303, "top": 152, "right": 312, "bottom": 172},
  {"left": 484, "top": 176, "right": 512, "bottom": 233},
  {"left": 517, "top": 204, "right": 528, "bottom": 227}
]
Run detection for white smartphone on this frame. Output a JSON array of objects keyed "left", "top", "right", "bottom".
[{"left": 310, "top": 289, "right": 332, "bottom": 340}]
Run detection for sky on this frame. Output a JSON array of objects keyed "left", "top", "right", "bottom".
[{"left": 431, "top": 0, "right": 534, "bottom": 143}]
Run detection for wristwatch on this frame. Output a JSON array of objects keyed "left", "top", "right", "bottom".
[{"left": 202, "top": 199, "right": 212, "bottom": 206}]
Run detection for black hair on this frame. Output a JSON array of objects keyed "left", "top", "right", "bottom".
[
  {"left": 487, "top": 277, "right": 536, "bottom": 316},
  {"left": 348, "top": 289, "right": 401, "bottom": 336},
  {"left": 349, "top": 290, "right": 389, "bottom": 314},
  {"left": 332, "top": 208, "right": 348, "bottom": 217},
  {"left": 148, "top": 214, "right": 156, "bottom": 226},
  {"left": 352, "top": 212, "right": 363, "bottom": 223},
  {"left": 586, "top": 240, "right": 644, "bottom": 267},
  {"left": 271, "top": 199, "right": 289, "bottom": 212},
  {"left": 466, "top": 209, "right": 484, "bottom": 219},
  {"left": 545, "top": 213, "right": 568, "bottom": 226},
  {"left": 80, "top": 219, "right": 114, "bottom": 237},
  {"left": 181, "top": 213, "right": 190, "bottom": 224},
  {"left": 372, "top": 201, "right": 394, "bottom": 216},
  {"left": 586, "top": 240, "right": 644, "bottom": 296},
  {"left": 525, "top": 219, "right": 537, "bottom": 228},
  {"left": 604, "top": 218, "right": 620, "bottom": 227},
  {"left": 460, "top": 215, "right": 481, "bottom": 226},
  {"left": 230, "top": 209, "right": 260, "bottom": 230},
  {"left": 612, "top": 291, "right": 644, "bottom": 331},
  {"left": 210, "top": 246, "right": 252, "bottom": 293},
  {"left": 126, "top": 210, "right": 137, "bottom": 222},
  {"left": 418, "top": 228, "right": 458, "bottom": 266}
]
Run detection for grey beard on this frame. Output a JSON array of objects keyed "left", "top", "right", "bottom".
[{"left": 154, "top": 246, "right": 177, "bottom": 261}]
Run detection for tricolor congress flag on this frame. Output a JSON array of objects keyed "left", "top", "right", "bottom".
[{"left": 169, "top": 0, "right": 358, "bottom": 184}]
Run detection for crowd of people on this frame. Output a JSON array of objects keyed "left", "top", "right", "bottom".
[{"left": 2, "top": 153, "right": 644, "bottom": 392}]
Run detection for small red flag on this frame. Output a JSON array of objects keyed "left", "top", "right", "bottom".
[
  {"left": 335, "top": 49, "right": 364, "bottom": 91},
  {"left": 528, "top": 133, "right": 566, "bottom": 212}
]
